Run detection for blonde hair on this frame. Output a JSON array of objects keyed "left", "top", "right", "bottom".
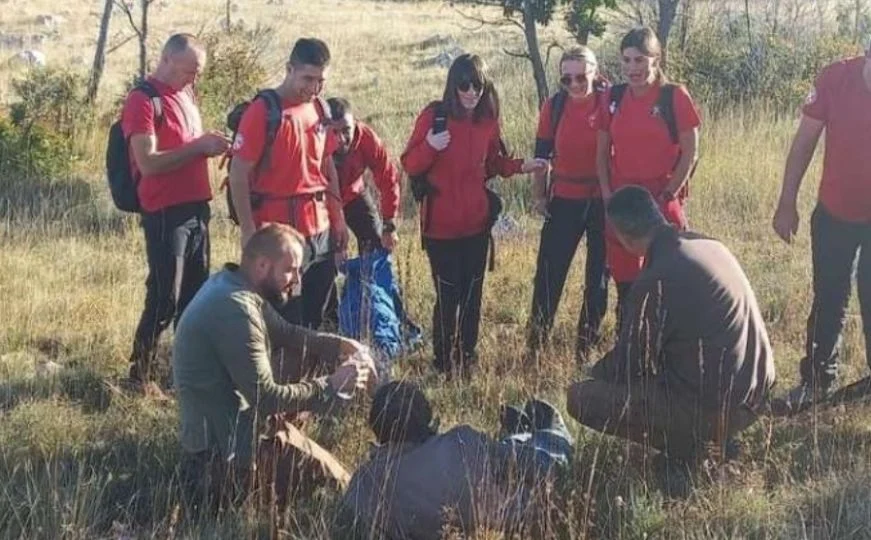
[{"left": 559, "top": 46, "right": 598, "bottom": 71}]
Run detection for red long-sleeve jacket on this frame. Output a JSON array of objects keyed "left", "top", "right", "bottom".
[
  {"left": 336, "top": 122, "right": 401, "bottom": 220},
  {"left": 401, "top": 103, "right": 523, "bottom": 239}
]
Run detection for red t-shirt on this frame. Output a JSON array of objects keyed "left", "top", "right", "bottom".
[
  {"left": 536, "top": 93, "right": 601, "bottom": 199},
  {"left": 232, "top": 96, "right": 337, "bottom": 237},
  {"left": 803, "top": 56, "right": 871, "bottom": 223},
  {"left": 121, "top": 78, "right": 211, "bottom": 212},
  {"left": 401, "top": 103, "right": 523, "bottom": 239},
  {"left": 600, "top": 83, "right": 701, "bottom": 194},
  {"left": 336, "top": 123, "right": 401, "bottom": 220}
]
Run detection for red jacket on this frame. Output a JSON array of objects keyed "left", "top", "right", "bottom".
[
  {"left": 401, "top": 103, "right": 523, "bottom": 239},
  {"left": 336, "top": 122, "right": 401, "bottom": 220}
]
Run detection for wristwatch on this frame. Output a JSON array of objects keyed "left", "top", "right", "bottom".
[{"left": 383, "top": 220, "right": 396, "bottom": 234}]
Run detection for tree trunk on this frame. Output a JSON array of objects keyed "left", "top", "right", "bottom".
[
  {"left": 678, "top": 0, "right": 692, "bottom": 51},
  {"left": 86, "top": 0, "right": 114, "bottom": 103},
  {"left": 771, "top": 0, "right": 780, "bottom": 35},
  {"left": 521, "top": 3, "right": 548, "bottom": 107},
  {"left": 656, "top": 0, "right": 679, "bottom": 68},
  {"left": 138, "top": 0, "right": 150, "bottom": 80},
  {"left": 226, "top": 0, "right": 232, "bottom": 32},
  {"left": 744, "top": 0, "right": 752, "bottom": 45}
]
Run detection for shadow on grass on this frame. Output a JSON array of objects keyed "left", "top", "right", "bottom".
[{"left": 0, "top": 368, "right": 114, "bottom": 414}]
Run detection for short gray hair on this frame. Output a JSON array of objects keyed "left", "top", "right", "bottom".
[{"left": 606, "top": 185, "right": 667, "bottom": 239}]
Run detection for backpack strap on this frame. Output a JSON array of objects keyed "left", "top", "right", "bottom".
[
  {"left": 134, "top": 81, "right": 163, "bottom": 129},
  {"left": 534, "top": 91, "right": 566, "bottom": 160},
  {"left": 608, "top": 83, "right": 628, "bottom": 116},
  {"left": 418, "top": 101, "right": 445, "bottom": 248},
  {"left": 255, "top": 89, "right": 283, "bottom": 173},
  {"left": 658, "top": 83, "right": 679, "bottom": 145}
]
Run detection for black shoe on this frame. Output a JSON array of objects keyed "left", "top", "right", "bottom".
[
  {"left": 500, "top": 405, "right": 531, "bottom": 436},
  {"left": 523, "top": 398, "right": 567, "bottom": 433},
  {"left": 652, "top": 454, "right": 694, "bottom": 499}
]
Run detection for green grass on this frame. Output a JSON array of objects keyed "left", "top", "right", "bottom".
[{"left": 2, "top": 0, "right": 871, "bottom": 538}]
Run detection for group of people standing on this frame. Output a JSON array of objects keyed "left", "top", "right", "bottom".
[{"left": 114, "top": 22, "right": 871, "bottom": 538}]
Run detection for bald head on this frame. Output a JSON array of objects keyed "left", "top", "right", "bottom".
[
  {"left": 156, "top": 33, "right": 206, "bottom": 90},
  {"left": 242, "top": 223, "right": 305, "bottom": 265}
]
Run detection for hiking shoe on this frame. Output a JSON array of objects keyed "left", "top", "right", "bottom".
[
  {"left": 651, "top": 454, "right": 694, "bottom": 499},
  {"left": 499, "top": 405, "right": 531, "bottom": 436}
]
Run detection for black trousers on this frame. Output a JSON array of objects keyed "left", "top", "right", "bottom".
[
  {"left": 424, "top": 233, "right": 490, "bottom": 373},
  {"left": 800, "top": 204, "right": 871, "bottom": 390},
  {"left": 130, "top": 201, "right": 210, "bottom": 382},
  {"left": 274, "top": 230, "right": 338, "bottom": 330},
  {"left": 344, "top": 192, "right": 382, "bottom": 254},
  {"left": 527, "top": 197, "right": 608, "bottom": 361}
]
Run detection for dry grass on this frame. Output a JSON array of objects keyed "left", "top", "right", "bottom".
[{"left": 2, "top": 0, "right": 871, "bottom": 538}]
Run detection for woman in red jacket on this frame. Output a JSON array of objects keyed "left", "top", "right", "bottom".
[
  {"left": 402, "top": 54, "right": 545, "bottom": 379},
  {"left": 596, "top": 27, "right": 701, "bottom": 325},
  {"left": 526, "top": 46, "right": 609, "bottom": 366}
]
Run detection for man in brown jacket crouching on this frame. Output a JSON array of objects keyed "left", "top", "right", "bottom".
[
  {"left": 172, "top": 223, "right": 375, "bottom": 511},
  {"left": 567, "top": 186, "right": 776, "bottom": 495}
]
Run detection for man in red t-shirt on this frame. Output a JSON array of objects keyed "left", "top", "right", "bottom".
[
  {"left": 326, "top": 97, "right": 400, "bottom": 254},
  {"left": 122, "top": 33, "right": 230, "bottom": 388},
  {"left": 773, "top": 43, "right": 871, "bottom": 411},
  {"left": 229, "top": 38, "right": 348, "bottom": 330}
]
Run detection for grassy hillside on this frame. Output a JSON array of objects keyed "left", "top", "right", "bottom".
[{"left": 1, "top": 0, "right": 871, "bottom": 538}]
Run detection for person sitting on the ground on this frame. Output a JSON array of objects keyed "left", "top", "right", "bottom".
[
  {"left": 173, "top": 223, "right": 375, "bottom": 511},
  {"left": 338, "top": 381, "right": 574, "bottom": 539},
  {"left": 567, "top": 185, "right": 776, "bottom": 495}
]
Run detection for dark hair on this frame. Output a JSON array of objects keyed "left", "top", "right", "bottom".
[
  {"left": 442, "top": 54, "right": 499, "bottom": 121},
  {"left": 606, "top": 185, "right": 667, "bottom": 239},
  {"left": 620, "top": 27, "right": 666, "bottom": 83},
  {"left": 242, "top": 222, "right": 305, "bottom": 262},
  {"left": 289, "top": 38, "right": 331, "bottom": 68},
  {"left": 369, "top": 381, "right": 436, "bottom": 445},
  {"left": 327, "top": 97, "right": 351, "bottom": 121},
  {"left": 162, "top": 33, "right": 203, "bottom": 56}
]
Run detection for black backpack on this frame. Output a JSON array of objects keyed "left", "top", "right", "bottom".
[
  {"left": 408, "top": 101, "right": 504, "bottom": 271},
  {"left": 106, "top": 82, "right": 163, "bottom": 213},
  {"left": 533, "top": 78, "right": 610, "bottom": 160},
  {"left": 222, "top": 90, "right": 329, "bottom": 225}
]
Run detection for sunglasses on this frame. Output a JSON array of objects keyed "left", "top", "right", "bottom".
[
  {"left": 457, "top": 78, "right": 484, "bottom": 93},
  {"left": 560, "top": 73, "right": 591, "bottom": 86}
]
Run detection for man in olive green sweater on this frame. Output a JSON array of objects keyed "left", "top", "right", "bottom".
[{"left": 172, "top": 222, "right": 374, "bottom": 510}]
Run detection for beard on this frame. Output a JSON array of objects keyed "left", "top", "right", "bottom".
[{"left": 258, "top": 277, "right": 292, "bottom": 308}]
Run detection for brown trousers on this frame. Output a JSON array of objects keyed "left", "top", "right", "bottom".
[
  {"left": 567, "top": 377, "right": 758, "bottom": 461},
  {"left": 181, "top": 345, "right": 350, "bottom": 512}
]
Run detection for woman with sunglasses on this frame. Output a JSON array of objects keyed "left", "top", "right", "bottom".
[
  {"left": 597, "top": 27, "right": 701, "bottom": 325},
  {"left": 401, "top": 53, "right": 546, "bottom": 379},
  {"left": 526, "top": 46, "right": 610, "bottom": 366}
]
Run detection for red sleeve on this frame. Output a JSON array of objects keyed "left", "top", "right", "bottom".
[
  {"left": 362, "top": 127, "right": 401, "bottom": 220},
  {"left": 673, "top": 85, "right": 702, "bottom": 133},
  {"left": 536, "top": 98, "right": 554, "bottom": 139},
  {"left": 121, "top": 90, "right": 155, "bottom": 138},
  {"left": 802, "top": 66, "right": 832, "bottom": 122},
  {"left": 400, "top": 106, "right": 438, "bottom": 176},
  {"left": 231, "top": 99, "right": 267, "bottom": 163},
  {"left": 485, "top": 123, "right": 523, "bottom": 178}
]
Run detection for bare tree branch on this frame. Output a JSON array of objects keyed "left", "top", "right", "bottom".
[
  {"left": 107, "top": 33, "right": 137, "bottom": 54},
  {"left": 114, "top": 0, "right": 142, "bottom": 38},
  {"left": 503, "top": 47, "right": 531, "bottom": 59},
  {"left": 452, "top": 5, "right": 524, "bottom": 32},
  {"left": 544, "top": 40, "right": 563, "bottom": 69}
]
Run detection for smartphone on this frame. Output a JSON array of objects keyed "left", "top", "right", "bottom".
[{"left": 433, "top": 116, "right": 447, "bottom": 134}]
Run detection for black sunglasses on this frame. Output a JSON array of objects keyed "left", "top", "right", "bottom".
[
  {"left": 560, "top": 73, "right": 589, "bottom": 86},
  {"left": 457, "top": 78, "right": 483, "bottom": 93}
]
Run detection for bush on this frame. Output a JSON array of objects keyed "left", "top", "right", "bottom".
[{"left": 197, "top": 24, "right": 275, "bottom": 129}]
